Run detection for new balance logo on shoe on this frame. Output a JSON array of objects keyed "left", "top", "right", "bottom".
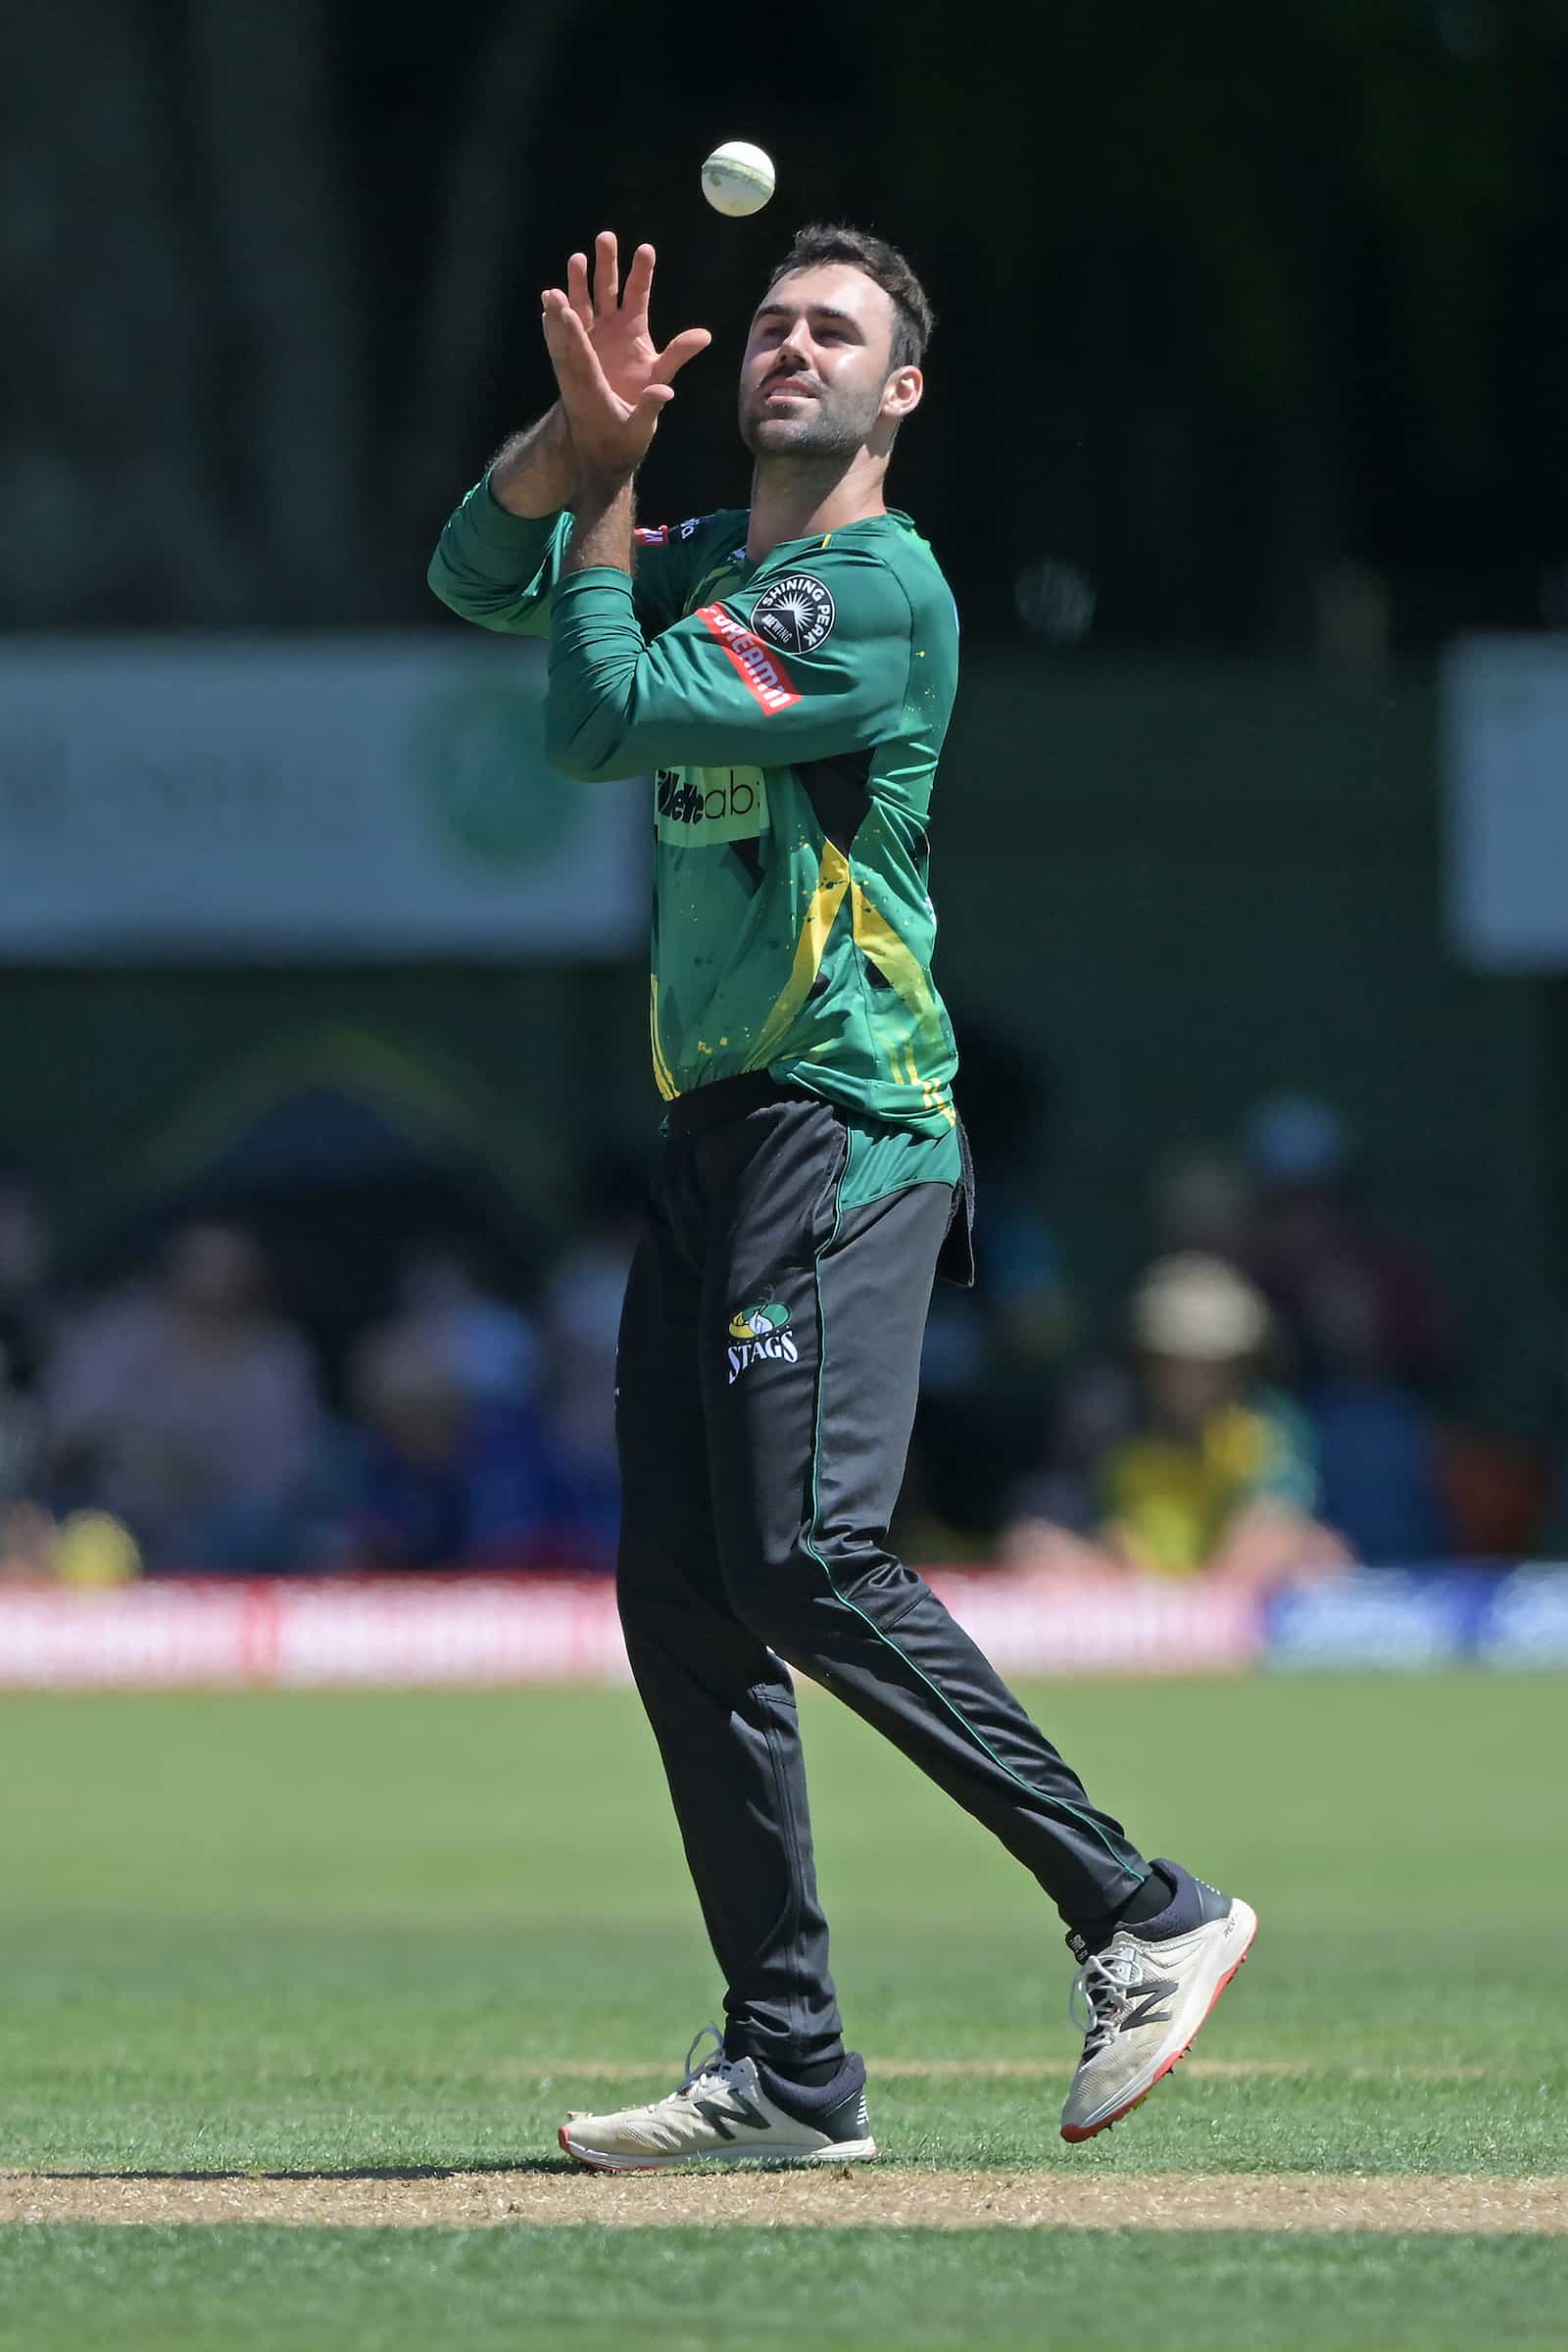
[
  {"left": 690, "top": 2088, "right": 768, "bottom": 2139},
  {"left": 1120, "top": 1978, "right": 1179, "bottom": 2033}
]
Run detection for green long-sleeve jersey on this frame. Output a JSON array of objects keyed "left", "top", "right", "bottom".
[{"left": 427, "top": 474, "right": 961, "bottom": 1139}]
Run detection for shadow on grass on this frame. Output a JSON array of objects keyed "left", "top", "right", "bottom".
[{"left": 26, "top": 2161, "right": 573, "bottom": 2182}]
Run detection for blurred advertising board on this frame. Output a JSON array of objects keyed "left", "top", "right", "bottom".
[
  {"left": 1443, "top": 635, "right": 1568, "bottom": 971},
  {"left": 1264, "top": 1565, "right": 1568, "bottom": 1669},
  {"left": 0, "top": 638, "right": 645, "bottom": 958},
  {"left": 0, "top": 1568, "right": 1561, "bottom": 1690},
  {"left": 0, "top": 1570, "right": 1257, "bottom": 1690}
]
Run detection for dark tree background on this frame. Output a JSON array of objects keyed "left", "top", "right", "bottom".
[{"left": 7, "top": 0, "right": 1568, "bottom": 646}]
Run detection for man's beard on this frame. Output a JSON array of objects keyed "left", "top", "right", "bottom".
[{"left": 740, "top": 376, "right": 884, "bottom": 460}]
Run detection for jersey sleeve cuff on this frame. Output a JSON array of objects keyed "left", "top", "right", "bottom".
[
  {"left": 460, "top": 471, "right": 567, "bottom": 554},
  {"left": 549, "top": 567, "right": 644, "bottom": 643},
  {"left": 551, "top": 566, "right": 639, "bottom": 604}
]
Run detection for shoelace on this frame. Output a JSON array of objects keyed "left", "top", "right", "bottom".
[
  {"left": 1067, "top": 1942, "right": 1143, "bottom": 2057},
  {"left": 677, "top": 2022, "right": 742, "bottom": 2099}
]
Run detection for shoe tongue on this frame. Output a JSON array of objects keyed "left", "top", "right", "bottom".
[{"left": 1065, "top": 1929, "right": 1092, "bottom": 1964}]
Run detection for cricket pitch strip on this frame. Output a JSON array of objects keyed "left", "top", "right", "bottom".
[{"left": 3, "top": 2169, "right": 1563, "bottom": 2232}]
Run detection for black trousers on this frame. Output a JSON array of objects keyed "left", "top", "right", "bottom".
[{"left": 614, "top": 1076, "right": 1151, "bottom": 2071}]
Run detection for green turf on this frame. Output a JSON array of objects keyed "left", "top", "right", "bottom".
[
  {"left": 2, "top": 1674, "right": 1564, "bottom": 2345},
  {"left": 1, "top": 2227, "right": 1564, "bottom": 2352},
  {"left": 3, "top": 1676, "right": 1562, "bottom": 2173}
]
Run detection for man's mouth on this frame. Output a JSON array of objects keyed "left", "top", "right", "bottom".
[{"left": 760, "top": 374, "right": 816, "bottom": 401}]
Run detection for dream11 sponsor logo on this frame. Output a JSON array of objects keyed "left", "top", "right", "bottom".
[
  {"left": 726, "top": 1300, "right": 799, "bottom": 1384},
  {"left": 697, "top": 606, "right": 802, "bottom": 714}
]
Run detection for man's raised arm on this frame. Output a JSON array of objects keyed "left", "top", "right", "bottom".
[
  {"left": 425, "top": 412, "right": 576, "bottom": 637},
  {"left": 426, "top": 235, "right": 708, "bottom": 639}
]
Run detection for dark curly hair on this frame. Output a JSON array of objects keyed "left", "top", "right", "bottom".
[{"left": 765, "top": 223, "right": 935, "bottom": 371}]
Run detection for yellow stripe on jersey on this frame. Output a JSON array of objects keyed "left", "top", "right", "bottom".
[
  {"left": 649, "top": 977, "right": 678, "bottom": 1102},
  {"left": 851, "top": 885, "right": 957, "bottom": 1123},
  {"left": 849, "top": 883, "right": 945, "bottom": 1043},
  {"left": 744, "top": 841, "right": 853, "bottom": 1073}
]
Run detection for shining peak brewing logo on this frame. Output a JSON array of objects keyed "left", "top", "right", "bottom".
[
  {"left": 751, "top": 573, "right": 836, "bottom": 655},
  {"left": 726, "top": 1300, "right": 799, "bottom": 1385}
]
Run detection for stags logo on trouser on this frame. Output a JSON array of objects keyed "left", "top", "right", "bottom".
[{"left": 726, "top": 1300, "right": 800, "bottom": 1385}]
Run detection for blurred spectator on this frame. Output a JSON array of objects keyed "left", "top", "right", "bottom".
[
  {"left": 385, "top": 1237, "right": 542, "bottom": 1407},
  {"left": 1007, "top": 1254, "right": 1351, "bottom": 1585},
  {"left": 535, "top": 1161, "right": 644, "bottom": 1565},
  {"left": 0, "top": 1305, "right": 47, "bottom": 1581},
  {"left": 0, "top": 1307, "right": 39, "bottom": 1507},
  {"left": 347, "top": 1323, "right": 565, "bottom": 1571},
  {"left": 0, "top": 1502, "right": 59, "bottom": 1582},
  {"left": 1439, "top": 1427, "right": 1552, "bottom": 1560},
  {"left": 0, "top": 1162, "right": 58, "bottom": 1368},
  {"left": 39, "top": 1221, "right": 326, "bottom": 1571},
  {"left": 1242, "top": 1094, "right": 1447, "bottom": 1393},
  {"left": 1148, "top": 1147, "right": 1254, "bottom": 1265},
  {"left": 1022, "top": 1147, "right": 1259, "bottom": 1544},
  {"left": 912, "top": 1027, "right": 1072, "bottom": 1550},
  {"left": 1298, "top": 1269, "right": 1451, "bottom": 1564},
  {"left": 51, "top": 1510, "right": 143, "bottom": 1587}
]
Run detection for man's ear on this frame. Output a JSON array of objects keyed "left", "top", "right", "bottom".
[{"left": 882, "top": 366, "right": 923, "bottom": 422}]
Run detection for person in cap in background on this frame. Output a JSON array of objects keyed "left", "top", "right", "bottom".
[
  {"left": 1004, "top": 1253, "right": 1351, "bottom": 1583},
  {"left": 1095, "top": 1254, "right": 1351, "bottom": 1585}
]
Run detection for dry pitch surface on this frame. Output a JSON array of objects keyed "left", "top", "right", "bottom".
[{"left": 4, "top": 2166, "right": 1565, "bottom": 2233}]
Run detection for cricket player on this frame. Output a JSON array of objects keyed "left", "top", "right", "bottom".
[{"left": 428, "top": 224, "right": 1255, "bottom": 2169}]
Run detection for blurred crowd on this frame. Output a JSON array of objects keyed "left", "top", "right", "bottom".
[
  {"left": 0, "top": 1081, "right": 1556, "bottom": 1586},
  {"left": 907, "top": 1084, "right": 1553, "bottom": 1585},
  {"left": 0, "top": 1171, "right": 633, "bottom": 1584}
]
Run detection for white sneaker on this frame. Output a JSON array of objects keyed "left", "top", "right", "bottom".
[
  {"left": 1060, "top": 1864, "right": 1257, "bottom": 2143},
  {"left": 559, "top": 2028, "right": 877, "bottom": 2173}
]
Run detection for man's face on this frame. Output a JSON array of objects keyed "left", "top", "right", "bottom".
[
  {"left": 1142, "top": 1350, "right": 1245, "bottom": 1442},
  {"left": 738, "top": 264, "right": 917, "bottom": 458}
]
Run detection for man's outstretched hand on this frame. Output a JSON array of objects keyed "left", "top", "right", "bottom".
[{"left": 543, "top": 232, "right": 710, "bottom": 475}]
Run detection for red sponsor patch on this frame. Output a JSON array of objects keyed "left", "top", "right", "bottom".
[
  {"left": 633, "top": 524, "right": 671, "bottom": 546},
  {"left": 696, "top": 605, "right": 802, "bottom": 714}
]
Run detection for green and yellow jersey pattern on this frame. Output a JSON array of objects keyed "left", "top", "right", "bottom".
[
  {"left": 1098, "top": 1395, "right": 1322, "bottom": 1578},
  {"left": 428, "top": 481, "right": 961, "bottom": 1148}
]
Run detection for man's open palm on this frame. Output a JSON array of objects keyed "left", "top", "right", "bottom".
[{"left": 543, "top": 232, "right": 710, "bottom": 473}]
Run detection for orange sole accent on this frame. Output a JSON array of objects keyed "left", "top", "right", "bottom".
[{"left": 1059, "top": 1921, "right": 1258, "bottom": 2144}]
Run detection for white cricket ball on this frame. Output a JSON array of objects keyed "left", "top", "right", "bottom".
[{"left": 701, "top": 142, "right": 776, "bottom": 219}]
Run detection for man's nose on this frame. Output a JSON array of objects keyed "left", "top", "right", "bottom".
[{"left": 774, "top": 321, "right": 813, "bottom": 365}]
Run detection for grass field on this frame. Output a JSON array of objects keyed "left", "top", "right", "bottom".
[{"left": 2, "top": 1672, "right": 1564, "bottom": 2347}]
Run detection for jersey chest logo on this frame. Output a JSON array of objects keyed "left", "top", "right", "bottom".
[
  {"left": 655, "top": 765, "right": 769, "bottom": 846},
  {"left": 751, "top": 573, "right": 836, "bottom": 655}
]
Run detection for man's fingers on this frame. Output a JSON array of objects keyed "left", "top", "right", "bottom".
[
  {"left": 565, "top": 252, "right": 593, "bottom": 332},
  {"left": 542, "top": 299, "right": 597, "bottom": 372},
  {"left": 621, "top": 242, "right": 656, "bottom": 319},
  {"left": 651, "top": 326, "right": 712, "bottom": 385},
  {"left": 633, "top": 383, "right": 675, "bottom": 419},
  {"left": 593, "top": 229, "right": 618, "bottom": 316},
  {"left": 542, "top": 294, "right": 610, "bottom": 395}
]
